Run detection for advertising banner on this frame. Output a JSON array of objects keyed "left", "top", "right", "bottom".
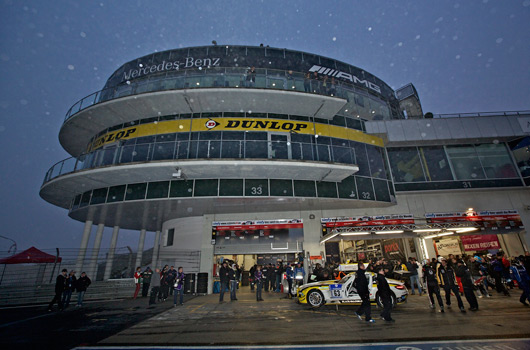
[
  {"left": 321, "top": 214, "right": 414, "bottom": 228},
  {"left": 381, "top": 239, "right": 406, "bottom": 262},
  {"left": 460, "top": 234, "right": 500, "bottom": 251},
  {"left": 425, "top": 210, "right": 523, "bottom": 231},
  {"left": 435, "top": 238, "right": 462, "bottom": 256}
]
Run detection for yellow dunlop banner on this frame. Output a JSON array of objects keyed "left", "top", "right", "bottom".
[{"left": 88, "top": 117, "right": 383, "bottom": 151}]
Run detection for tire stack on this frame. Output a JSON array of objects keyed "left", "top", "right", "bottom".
[{"left": 197, "top": 272, "right": 208, "bottom": 294}]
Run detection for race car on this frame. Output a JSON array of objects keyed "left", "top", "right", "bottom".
[{"left": 296, "top": 272, "right": 408, "bottom": 308}]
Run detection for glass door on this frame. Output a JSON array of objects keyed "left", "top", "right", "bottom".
[{"left": 268, "top": 133, "right": 291, "bottom": 160}]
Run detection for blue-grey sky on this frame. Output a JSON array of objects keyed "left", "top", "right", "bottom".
[{"left": 0, "top": 0, "right": 529, "bottom": 252}]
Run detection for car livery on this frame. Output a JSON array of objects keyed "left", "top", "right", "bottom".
[{"left": 296, "top": 272, "right": 408, "bottom": 308}]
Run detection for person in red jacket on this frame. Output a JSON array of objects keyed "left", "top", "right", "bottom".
[{"left": 133, "top": 267, "right": 142, "bottom": 299}]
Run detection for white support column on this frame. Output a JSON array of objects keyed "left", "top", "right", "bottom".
[
  {"left": 86, "top": 223, "right": 105, "bottom": 279},
  {"left": 75, "top": 220, "right": 93, "bottom": 274},
  {"left": 151, "top": 230, "right": 161, "bottom": 268},
  {"left": 103, "top": 226, "right": 120, "bottom": 280},
  {"left": 134, "top": 229, "right": 147, "bottom": 269}
]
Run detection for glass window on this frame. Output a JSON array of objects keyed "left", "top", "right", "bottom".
[
  {"left": 90, "top": 188, "right": 108, "bottom": 205},
  {"left": 373, "top": 179, "right": 390, "bottom": 202},
  {"left": 223, "top": 112, "right": 245, "bottom": 118},
  {"left": 72, "top": 194, "right": 81, "bottom": 210},
  {"left": 152, "top": 142, "right": 176, "bottom": 161},
  {"left": 294, "top": 180, "right": 316, "bottom": 197},
  {"left": 419, "top": 146, "right": 453, "bottom": 181},
  {"left": 169, "top": 180, "right": 194, "bottom": 197},
  {"left": 80, "top": 191, "right": 91, "bottom": 208},
  {"left": 510, "top": 137, "right": 530, "bottom": 178},
  {"left": 337, "top": 176, "right": 357, "bottom": 199},
  {"left": 270, "top": 179, "right": 293, "bottom": 196},
  {"left": 125, "top": 183, "right": 147, "bottom": 201},
  {"left": 356, "top": 177, "right": 375, "bottom": 201},
  {"left": 317, "top": 182, "right": 338, "bottom": 198},
  {"left": 387, "top": 147, "right": 426, "bottom": 182},
  {"left": 475, "top": 143, "right": 518, "bottom": 179},
  {"left": 366, "top": 145, "right": 387, "bottom": 179},
  {"left": 219, "top": 179, "right": 243, "bottom": 196},
  {"left": 351, "top": 142, "right": 370, "bottom": 177},
  {"left": 345, "top": 117, "right": 363, "bottom": 131},
  {"left": 330, "top": 115, "right": 346, "bottom": 127},
  {"left": 156, "top": 133, "right": 176, "bottom": 142},
  {"left": 245, "top": 179, "right": 268, "bottom": 196},
  {"left": 107, "top": 185, "right": 126, "bottom": 202},
  {"left": 222, "top": 131, "right": 244, "bottom": 140},
  {"left": 446, "top": 145, "right": 485, "bottom": 180},
  {"left": 194, "top": 179, "right": 219, "bottom": 196},
  {"left": 147, "top": 181, "right": 170, "bottom": 199},
  {"left": 167, "top": 228, "right": 175, "bottom": 246}
]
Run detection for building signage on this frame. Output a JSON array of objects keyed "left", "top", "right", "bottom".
[
  {"left": 206, "top": 119, "right": 309, "bottom": 132},
  {"left": 460, "top": 234, "right": 500, "bottom": 251},
  {"left": 436, "top": 238, "right": 462, "bottom": 256},
  {"left": 321, "top": 214, "right": 414, "bottom": 228},
  {"left": 425, "top": 210, "right": 523, "bottom": 229},
  {"left": 382, "top": 239, "right": 406, "bottom": 261},
  {"left": 121, "top": 56, "right": 221, "bottom": 82},
  {"left": 212, "top": 219, "right": 303, "bottom": 231},
  {"left": 309, "top": 65, "right": 381, "bottom": 94}
]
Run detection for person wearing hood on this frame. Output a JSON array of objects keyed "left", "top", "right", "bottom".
[{"left": 354, "top": 262, "right": 375, "bottom": 323}]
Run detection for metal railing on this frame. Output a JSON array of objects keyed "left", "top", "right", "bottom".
[
  {"left": 433, "top": 110, "right": 530, "bottom": 119},
  {"left": 43, "top": 139, "right": 358, "bottom": 185},
  {"left": 63, "top": 67, "right": 392, "bottom": 122}
]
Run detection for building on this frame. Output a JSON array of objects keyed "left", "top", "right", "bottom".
[{"left": 40, "top": 45, "right": 530, "bottom": 291}]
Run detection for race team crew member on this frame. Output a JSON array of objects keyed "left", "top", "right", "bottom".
[
  {"left": 424, "top": 258, "right": 444, "bottom": 312},
  {"left": 437, "top": 258, "right": 466, "bottom": 313}
]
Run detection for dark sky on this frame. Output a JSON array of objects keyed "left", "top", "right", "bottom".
[{"left": 0, "top": 0, "right": 529, "bottom": 252}]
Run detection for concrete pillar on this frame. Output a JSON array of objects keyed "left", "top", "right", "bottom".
[
  {"left": 86, "top": 223, "right": 105, "bottom": 279},
  {"left": 134, "top": 229, "right": 147, "bottom": 269},
  {"left": 103, "top": 226, "right": 120, "bottom": 280},
  {"left": 151, "top": 230, "right": 161, "bottom": 268},
  {"left": 75, "top": 220, "right": 93, "bottom": 274}
]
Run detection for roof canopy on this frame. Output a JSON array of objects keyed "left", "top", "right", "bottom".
[{"left": 0, "top": 247, "right": 62, "bottom": 264}]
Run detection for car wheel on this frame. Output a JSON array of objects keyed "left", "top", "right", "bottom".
[
  {"left": 306, "top": 289, "right": 325, "bottom": 308},
  {"left": 376, "top": 292, "right": 397, "bottom": 309}
]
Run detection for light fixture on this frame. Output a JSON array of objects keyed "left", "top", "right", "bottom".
[
  {"left": 413, "top": 228, "right": 441, "bottom": 233},
  {"left": 374, "top": 230, "right": 404, "bottom": 234},
  {"left": 468, "top": 208, "right": 474, "bottom": 211},
  {"left": 321, "top": 232, "right": 339, "bottom": 243},
  {"left": 455, "top": 227, "right": 478, "bottom": 233},
  {"left": 422, "top": 234, "right": 439, "bottom": 239},
  {"left": 437, "top": 232, "right": 454, "bottom": 237},
  {"left": 341, "top": 232, "right": 371, "bottom": 236}
]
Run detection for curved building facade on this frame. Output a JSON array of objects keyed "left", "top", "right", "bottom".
[{"left": 41, "top": 45, "right": 530, "bottom": 290}]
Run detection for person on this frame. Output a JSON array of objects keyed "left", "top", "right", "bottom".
[
  {"left": 75, "top": 272, "right": 91, "bottom": 307},
  {"left": 469, "top": 257, "right": 487, "bottom": 298},
  {"left": 437, "top": 258, "right": 466, "bottom": 313},
  {"left": 141, "top": 267, "right": 153, "bottom": 297},
  {"left": 255, "top": 265, "right": 264, "bottom": 301},
  {"left": 133, "top": 267, "right": 142, "bottom": 299},
  {"left": 249, "top": 264, "right": 256, "bottom": 291},
  {"left": 456, "top": 260, "right": 479, "bottom": 311},
  {"left": 424, "top": 259, "right": 444, "bottom": 312},
  {"left": 229, "top": 264, "right": 238, "bottom": 301},
  {"left": 406, "top": 257, "right": 422, "bottom": 296},
  {"left": 303, "top": 72, "right": 311, "bottom": 92},
  {"left": 219, "top": 261, "right": 230, "bottom": 303},
  {"left": 62, "top": 270, "right": 77, "bottom": 309},
  {"left": 510, "top": 256, "right": 530, "bottom": 306},
  {"left": 376, "top": 267, "right": 394, "bottom": 322},
  {"left": 246, "top": 66, "right": 256, "bottom": 87},
  {"left": 294, "top": 262, "right": 305, "bottom": 289},
  {"left": 492, "top": 252, "right": 510, "bottom": 296},
  {"left": 267, "top": 263, "right": 275, "bottom": 291},
  {"left": 274, "top": 263, "right": 283, "bottom": 292},
  {"left": 311, "top": 71, "right": 320, "bottom": 93},
  {"left": 48, "top": 269, "right": 67, "bottom": 312},
  {"left": 160, "top": 265, "right": 170, "bottom": 301},
  {"left": 354, "top": 262, "right": 375, "bottom": 323},
  {"left": 328, "top": 77, "right": 337, "bottom": 96},
  {"left": 285, "top": 263, "right": 294, "bottom": 298},
  {"left": 173, "top": 267, "right": 185, "bottom": 306},
  {"left": 149, "top": 268, "right": 161, "bottom": 305},
  {"left": 261, "top": 263, "right": 270, "bottom": 292},
  {"left": 167, "top": 266, "right": 177, "bottom": 296}
]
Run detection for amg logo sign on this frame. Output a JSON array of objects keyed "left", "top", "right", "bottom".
[
  {"left": 309, "top": 65, "right": 381, "bottom": 94},
  {"left": 122, "top": 57, "right": 221, "bottom": 82}
]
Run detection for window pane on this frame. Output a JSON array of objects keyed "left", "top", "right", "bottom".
[
  {"left": 245, "top": 140, "right": 268, "bottom": 158},
  {"left": 366, "top": 145, "right": 387, "bottom": 179},
  {"left": 419, "top": 146, "right": 453, "bottom": 181},
  {"left": 152, "top": 142, "right": 175, "bottom": 160},
  {"left": 219, "top": 179, "right": 243, "bottom": 196},
  {"left": 245, "top": 179, "right": 269, "bottom": 196},
  {"left": 147, "top": 181, "right": 170, "bottom": 199},
  {"left": 446, "top": 145, "right": 485, "bottom": 180},
  {"left": 387, "top": 147, "right": 425, "bottom": 182},
  {"left": 294, "top": 180, "right": 316, "bottom": 197},
  {"left": 475, "top": 143, "right": 518, "bottom": 179},
  {"left": 351, "top": 142, "right": 370, "bottom": 177},
  {"left": 221, "top": 140, "right": 242, "bottom": 158},
  {"left": 125, "top": 183, "right": 147, "bottom": 200},
  {"left": 194, "top": 179, "right": 219, "bottom": 196},
  {"left": 169, "top": 180, "right": 194, "bottom": 197},
  {"left": 337, "top": 176, "right": 358, "bottom": 199},
  {"left": 373, "top": 179, "right": 390, "bottom": 202},
  {"left": 167, "top": 228, "right": 175, "bottom": 246},
  {"left": 107, "top": 185, "right": 126, "bottom": 202},
  {"left": 356, "top": 177, "right": 374, "bottom": 201},
  {"left": 80, "top": 191, "right": 91, "bottom": 208},
  {"left": 510, "top": 137, "right": 530, "bottom": 178},
  {"left": 317, "top": 182, "right": 337, "bottom": 198},
  {"left": 90, "top": 188, "right": 108, "bottom": 205},
  {"left": 270, "top": 179, "right": 293, "bottom": 196}
]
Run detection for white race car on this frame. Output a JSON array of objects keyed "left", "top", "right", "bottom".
[{"left": 296, "top": 272, "right": 408, "bottom": 308}]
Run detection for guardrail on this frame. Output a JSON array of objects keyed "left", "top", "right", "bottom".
[{"left": 432, "top": 110, "right": 530, "bottom": 118}]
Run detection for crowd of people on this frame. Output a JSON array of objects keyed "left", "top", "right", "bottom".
[
  {"left": 48, "top": 269, "right": 91, "bottom": 312},
  {"left": 134, "top": 265, "right": 186, "bottom": 307}
]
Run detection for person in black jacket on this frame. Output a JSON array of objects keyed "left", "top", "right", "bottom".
[
  {"left": 75, "top": 272, "right": 92, "bottom": 307},
  {"left": 48, "top": 269, "right": 67, "bottom": 312},
  {"left": 354, "top": 262, "right": 375, "bottom": 323},
  {"left": 261, "top": 264, "right": 270, "bottom": 292},
  {"left": 456, "top": 260, "right": 479, "bottom": 311},
  {"left": 229, "top": 264, "right": 238, "bottom": 301},
  {"left": 61, "top": 270, "right": 77, "bottom": 309},
  {"left": 437, "top": 259, "right": 466, "bottom": 313},
  {"left": 376, "top": 267, "right": 394, "bottom": 322},
  {"left": 424, "top": 259, "right": 444, "bottom": 312},
  {"left": 219, "top": 261, "right": 230, "bottom": 302}
]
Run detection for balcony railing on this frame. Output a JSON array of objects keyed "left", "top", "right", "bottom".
[{"left": 43, "top": 140, "right": 358, "bottom": 185}]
